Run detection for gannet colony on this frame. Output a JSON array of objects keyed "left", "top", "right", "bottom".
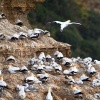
[{"left": 0, "top": 13, "right": 100, "bottom": 100}]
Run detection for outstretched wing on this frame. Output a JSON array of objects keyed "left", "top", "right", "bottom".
[
  {"left": 69, "top": 22, "right": 81, "bottom": 25},
  {"left": 53, "top": 21, "right": 63, "bottom": 25}
]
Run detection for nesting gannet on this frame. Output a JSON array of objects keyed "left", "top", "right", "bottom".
[
  {"left": 69, "top": 65, "right": 79, "bottom": 75},
  {"left": 0, "top": 34, "right": 6, "bottom": 40},
  {"left": 33, "top": 28, "right": 44, "bottom": 34},
  {"left": 49, "top": 20, "right": 81, "bottom": 32},
  {"left": 46, "top": 87, "right": 53, "bottom": 100},
  {"left": 74, "top": 78, "right": 83, "bottom": 84},
  {"left": 87, "top": 65, "right": 96, "bottom": 75},
  {"left": 28, "top": 58, "right": 35, "bottom": 66},
  {"left": 0, "top": 75, "right": 7, "bottom": 87},
  {"left": 94, "top": 93, "right": 100, "bottom": 99},
  {"left": 18, "top": 86, "right": 26, "bottom": 99},
  {"left": 25, "top": 72, "right": 41, "bottom": 83},
  {"left": 62, "top": 57, "right": 72, "bottom": 66},
  {"left": 37, "top": 64, "right": 44, "bottom": 73},
  {"left": 7, "top": 64, "right": 20, "bottom": 73},
  {"left": 80, "top": 74, "right": 89, "bottom": 81},
  {"left": 54, "top": 64, "right": 62, "bottom": 73},
  {"left": 94, "top": 60, "right": 100, "bottom": 65},
  {"left": 46, "top": 54, "right": 52, "bottom": 62},
  {"left": 92, "top": 77, "right": 100, "bottom": 87},
  {"left": 83, "top": 57, "right": 92, "bottom": 65},
  {"left": 66, "top": 76, "right": 75, "bottom": 84},
  {"left": 37, "top": 73, "right": 49, "bottom": 82},
  {"left": 6, "top": 56, "right": 16, "bottom": 62},
  {"left": 20, "top": 66, "right": 29, "bottom": 73},
  {"left": 19, "top": 32, "right": 27, "bottom": 39},
  {"left": 10, "top": 34, "right": 19, "bottom": 41},
  {"left": 56, "top": 52, "right": 63, "bottom": 60},
  {"left": 15, "top": 19, "right": 23, "bottom": 27},
  {"left": 54, "top": 50, "right": 59, "bottom": 57},
  {"left": 38, "top": 52, "right": 45, "bottom": 61},
  {"left": 71, "top": 85, "right": 83, "bottom": 97},
  {"left": 0, "top": 13, "right": 6, "bottom": 19}
]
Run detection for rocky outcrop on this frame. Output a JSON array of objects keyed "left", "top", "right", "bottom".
[{"left": 0, "top": 0, "right": 45, "bottom": 28}]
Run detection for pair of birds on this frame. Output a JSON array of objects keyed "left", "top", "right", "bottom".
[{"left": 48, "top": 20, "right": 81, "bottom": 32}]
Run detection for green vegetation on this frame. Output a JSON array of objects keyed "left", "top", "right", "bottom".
[{"left": 28, "top": 0, "right": 100, "bottom": 60}]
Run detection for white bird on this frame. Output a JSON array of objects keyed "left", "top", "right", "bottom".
[
  {"left": 71, "top": 85, "right": 83, "bottom": 96},
  {"left": 92, "top": 77, "right": 100, "bottom": 87},
  {"left": 80, "top": 74, "right": 89, "bottom": 81},
  {"left": 66, "top": 76, "right": 75, "bottom": 84},
  {"left": 6, "top": 56, "right": 16, "bottom": 62},
  {"left": 46, "top": 54, "right": 52, "bottom": 62},
  {"left": 25, "top": 72, "right": 41, "bottom": 83},
  {"left": 94, "top": 93, "right": 100, "bottom": 99},
  {"left": 87, "top": 65, "right": 96, "bottom": 75},
  {"left": 38, "top": 52, "right": 45, "bottom": 61},
  {"left": 10, "top": 33, "right": 19, "bottom": 41},
  {"left": 15, "top": 19, "right": 23, "bottom": 27},
  {"left": 20, "top": 66, "right": 29, "bottom": 73},
  {"left": 18, "top": 86, "right": 26, "bottom": 99},
  {"left": 46, "top": 87, "right": 53, "bottom": 100},
  {"left": 62, "top": 57, "right": 72, "bottom": 66},
  {"left": 37, "top": 73, "right": 49, "bottom": 82},
  {"left": 49, "top": 20, "right": 81, "bottom": 32},
  {"left": 7, "top": 65, "right": 20, "bottom": 73},
  {"left": 94, "top": 60, "right": 100, "bottom": 65},
  {"left": 0, "top": 75, "right": 7, "bottom": 87},
  {"left": 54, "top": 64, "right": 62, "bottom": 72},
  {"left": 56, "top": 52, "right": 63, "bottom": 60},
  {"left": 74, "top": 78, "right": 83, "bottom": 84},
  {"left": 19, "top": 32, "right": 27, "bottom": 39}
]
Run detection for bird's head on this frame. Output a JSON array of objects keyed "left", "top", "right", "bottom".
[
  {"left": 48, "top": 87, "right": 52, "bottom": 92},
  {"left": 67, "top": 20, "right": 71, "bottom": 23},
  {"left": 0, "top": 75, "right": 3, "bottom": 80}
]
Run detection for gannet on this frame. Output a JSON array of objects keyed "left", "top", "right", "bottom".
[
  {"left": 71, "top": 85, "right": 83, "bottom": 97},
  {"left": 49, "top": 20, "right": 81, "bottom": 32},
  {"left": 37, "top": 73, "right": 49, "bottom": 82},
  {"left": 66, "top": 76, "right": 75, "bottom": 84},
  {"left": 94, "top": 93, "right": 100, "bottom": 99},
  {"left": 46, "top": 54, "right": 52, "bottom": 62},
  {"left": 7, "top": 64, "right": 20, "bottom": 73},
  {"left": 54, "top": 50, "right": 59, "bottom": 57},
  {"left": 10, "top": 33, "right": 19, "bottom": 41},
  {"left": 18, "top": 86, "right": 26, "bottom": 99},
  {"left": 15, "top": 19, "right": 23, "bottom": 27},
  {"left": 74, "top": 78, "right": 83, "bottom": 84},
  {"left": 0, "top": 13, "right": 6, "bottom": 19},
  {"left": 80, "top": 74, "right": 89, "bottom": 81},
  {"left": 0, "top": 75, "right": 7, "bottom": 87},
  {"left": 54, "top": 64, "right": 62, "bottom": 73},
  {"left": 92, "top": 77, "right": 100, "bottom": 87},
  {"left": 38, "top": 52, "right": 45, "bottom": 61},
  {"left": 62, "top": 57, "right": 72, "bottom": 66},
  {"left": 69, "top": 65, "right": 79, "bottom": 75},
  {"left": 19, "top": 32, "right": 27, "bottom": 39},
  {"left": 94, "top": 60, "right": 100, "bottom": 65},
  {"left": 37, "top": 64, "right": 44, "bottom": 73},
  {"left": 25, "top": 72, "right": 41, "bottom": 83},
  {"left": 6, "top": 56, "right": 16, "bottom": 62},
  {"left": 56, "top": 52, "right": 63, "bottom": 60},
  {"left": 87, "top": 65, "right": 96, "bottom": 75},
  {"left": 0, "top": 34, "right": 6, "bottom": 40},
  {"left": 28, "top": 58, "right": 35, "bottom": 66},
  {"left": 46, "top": 87, "right": 53, "bottom": 100},
  {"left": 20, "top": 66, "right": 29, "bottom": 73}
]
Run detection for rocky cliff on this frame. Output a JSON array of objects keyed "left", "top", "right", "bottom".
[{"left": 0, "top": 0, "right": 45, "bottom": 28}]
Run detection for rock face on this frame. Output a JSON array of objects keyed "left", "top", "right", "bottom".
[{"left": 0, "top": 0, "right": 45, "bottom": 28}]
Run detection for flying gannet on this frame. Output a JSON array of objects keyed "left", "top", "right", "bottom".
[{"left": 49, "top": 20, "right": 81, "bottom": 32}]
